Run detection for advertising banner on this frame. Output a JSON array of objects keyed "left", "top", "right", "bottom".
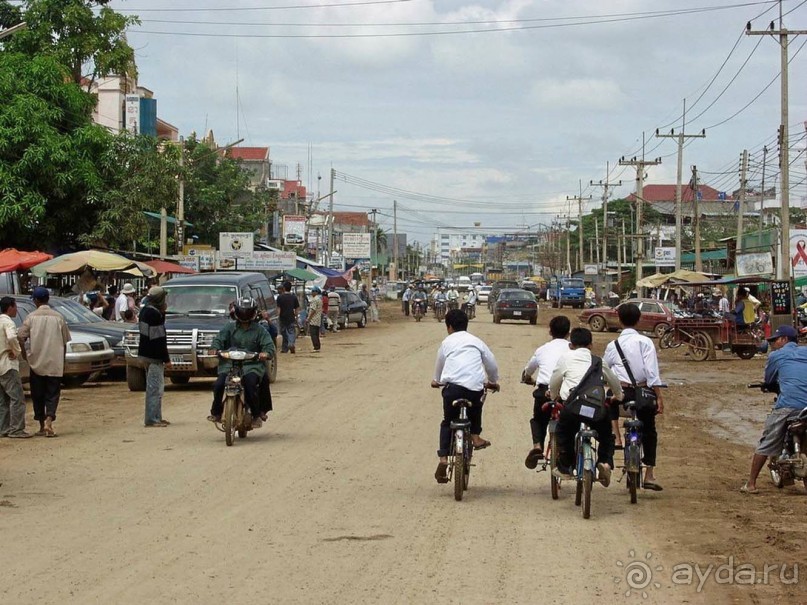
[
  {"left": 342, "top": 233, "right": 371, "bottom": 259},
  {"left": 736, "top": 252, "right": 774, "bottom": 277},
  {"left": 218, "top": 232, "right": 254, "bottom": 258},
  {"left": 283, "top": 215, "right": 307, "bottom": 246},
  {"left": 654, "top": 247, "right": 676, "bottom": 267},
  {"left": 790, "top": 229, "right": 807, "bottom": 279},
  {"left": 124, "top": 95, "right": 140, "bottom": 133}
]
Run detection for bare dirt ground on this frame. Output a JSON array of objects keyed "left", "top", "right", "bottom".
[{"left": 0, "top": 300, "right": 804, "bottom": 604}]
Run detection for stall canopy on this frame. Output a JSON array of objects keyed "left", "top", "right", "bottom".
[
  {"left": 284, "top": 268, "right": 319, "bottom": 282},
  {"left": 0, "top": 249, "right": 53, "bottom": 272},
  {"left": 636, "top": 269, "right": 713, "bottom": 288},
  {"left": 31, "top": 250, "right": 155, "bottom": 278},
  {"left": 145, "top": 259, "right": 195, "bottom": 275},
  {"left": 317, "top": 267, "right": 351, "bottom": 289}
]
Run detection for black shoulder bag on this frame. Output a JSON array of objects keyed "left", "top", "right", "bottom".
[
  {"left": 613, "top": 340, "right": 658, "bottom": 414},
  {"left": 564, "top": 355, "right": 608, "bottom": 423}
]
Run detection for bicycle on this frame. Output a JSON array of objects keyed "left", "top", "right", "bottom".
[
  {"left": 573, "top": 420, "right": 598, "bottom": 519},
  {"left": 537, "top": 400, "right": 564, "bottom": 500},
  {"left": 620, "top": 400, "right": 644, "bottom": 504}
]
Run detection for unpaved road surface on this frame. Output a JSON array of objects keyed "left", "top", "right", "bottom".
[{"left": 1, "top": 302, "right": 804, "bottom": 604}]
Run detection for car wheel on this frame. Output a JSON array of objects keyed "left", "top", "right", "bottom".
[
  {"left": 357, "top": 312, "right": 367, "bottom": 328},
  {"left": 654, "top": 323, "right": 670, "bottom": 339},
  {"left": 589, "top": 316, "right": 606, "bottom": 332},
  {"left": 126, "top": 365, "right": 146, "bottom": 392},
  {"left": 62, "top": 374, "right": 90, "bottom": 389},
  {"left": 530, "top": 315, "right": 537, "bottom": 325}
]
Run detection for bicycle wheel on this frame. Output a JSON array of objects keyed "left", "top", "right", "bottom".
[
  {"left": 453, "top": 431, "right": 465, "bottom": 501},
  {"left": 549, "top": 432, "right": 560, "bottom": 500},
  {"left": 237, "top": 399, "right": 248, "bottom": 439},
  {"left": 582, "top": 469, "right": 593, "bottom": 519},
  {"left": 627, "top": 471, "right": 639, "bottom": 504},
  {"left": 223, "top": 395, "right": 236, "bottom": 446},
  {"left": 463, "top": 436, "right": 471, "bottom": 491}
]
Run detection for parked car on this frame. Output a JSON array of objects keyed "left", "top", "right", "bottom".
[
  {"left": 492, "top": 289, "right": 538, "bottom": 324},
  {"left": 579, "top": 298, "right": 675, "bottom": 337},
  {"left": 123, "top": 272, "right": 279, "bottom": 391},
  {"left": 334, "top": 289, "right": 368, "bottom": 328},
  {"left": 11, "top": 297, "right": 114, "bottom": 387},
  {"left": 476, "top": 285, "right": 492, "bottom": 304},
  {"left": 487, "top": 280, "right": 520, "bottom": 311}
]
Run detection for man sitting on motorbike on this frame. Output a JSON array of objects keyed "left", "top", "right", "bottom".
[
  {"left": 446, "top": 286, "right": 460, "bottom": 309},
  {"left": 411, "top": 286, "right": 428, "bottom": 315},
  {"left": 461, "top": 288, "right": 477, "bottom": 314},
  {"left": 207, "top": 297, "right": 275, "bottom": 427},
  {"left": 742, "top": 325, "right": 807, "bottom": 494}
]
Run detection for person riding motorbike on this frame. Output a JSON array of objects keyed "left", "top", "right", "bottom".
[
  {"left": 207, "top": 297, "right": 275, "bottom": 428},
  {"left": 446, "top": 286, "right": 460, "bottom": 310},
  {"left": 462, "top": 288, "right": 477, "bottom": 316},
  {"left": 411, "top": 287, "right": 428, "bottom": 316},
  {"left": 742, "top": 325, "right": 807, "bottom": 494}
]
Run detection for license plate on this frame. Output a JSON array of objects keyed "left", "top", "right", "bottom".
[
  {"left": 513, "top": 311, "right": 522, "bottom": 316},
  {"left": 170, "top": 355, "right": 185, "bottom": 364}
]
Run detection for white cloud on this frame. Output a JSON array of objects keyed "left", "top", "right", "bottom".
[{"left": 530, "top": 78, "right": 626, "bottom": 109}]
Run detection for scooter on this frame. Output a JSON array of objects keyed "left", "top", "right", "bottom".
[{"left": 412, "top": 300, "right": 426, "bottom": 322}]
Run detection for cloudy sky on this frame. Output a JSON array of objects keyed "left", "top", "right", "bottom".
[{"left": 114, "top": 0, "right": 807, "bottom": 243}]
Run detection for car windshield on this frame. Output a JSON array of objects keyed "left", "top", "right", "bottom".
[
  {"left": 501, "top": 291, "right": 534, "bottom": 300},
  {"left": 162, "top": 285, "right": 238, "bottom": 314},
  {"left": 50, "top": 298, "right": 105, "bottom": 324},
  {"left": 480, "top": 286, "right": 492, "bottom": 292},
  {"left": 561, "top": 278, "right": 585, "bottom": 288}
]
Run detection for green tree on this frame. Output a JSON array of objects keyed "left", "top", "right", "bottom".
[
  {"left": 0, "top": 52, "right": 109, "bottom": 248},
  {"left": 2, "top": 0, "right": 139, "bottom": 87},
  {"left": 81, "top": 133, "right": 180, "bottom": 249}
]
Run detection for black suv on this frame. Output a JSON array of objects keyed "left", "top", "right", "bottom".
[
  {"left": 123, "top": 272, "right": 279, "bottom": 391},
  {"left": 334, "top": 289, "right": 368, "bottom": 328},
  {"left": 487, "top": 280, "right": 520, "bottom": 311}
]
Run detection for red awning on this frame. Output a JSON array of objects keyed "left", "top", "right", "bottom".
[
  {"left": 145, "top": 260, "right": 196, "bottom": 275},
  {"left": 0, "top": 249, "right": 53, "bottom": 273}
]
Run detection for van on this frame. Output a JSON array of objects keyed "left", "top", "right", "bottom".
[{"left": 457, "top": 276, "right": 472, "bottom": 292}]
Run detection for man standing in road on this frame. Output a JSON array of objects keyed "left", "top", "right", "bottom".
[
  {"left": 431, "top": 309, "right": 500, "bottom": 484},
  {"left": 521, "top": 316, "right": 571, "bottom": 468},
  {"left": 402, "top": 284, "right": 412, "bottom": 316},
  {"left": 307, "top": 287, "right": 323, "bottom": 352},
  {"left": 742, "top": 325, "right": 807, "bottom": 494},
  {"left": 116, "top": 283, "right": 137, "bottom": 322},
  {"left": 138, "top": 286, "right": 172, "bottom": 427},
  {"left": 603, "top": 303, "right": 665, "bottom": 491},
  {"left": 18, "top": 288, "right": 71, "bottom": 438},
  {"left": 327, "top": 287, "right": 341, "bottom": 332},
  {"left": 0, "top": 297, "right": 31, "bottom": 438},
  {"left": 276, "top": 281, "right": 299, "bottom": 354}
]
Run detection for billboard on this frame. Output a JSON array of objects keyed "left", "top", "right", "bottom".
[
  {"left": 790, "top": 229, "right": 807, "bottom": 279},
  {"left": 218, "top": 232, "right": 254, "bottom": 258},
  {"left": 214, "top": 251, "right": 295, "bottom": 271},
  {"left": 736, "top": 252, "right": 774, "bottom": 277},
  {"left": 124, "top": 95, "right": 140, "bottom": 133},
  {"left": 283, "top": 215, "right": 306, "bottom": 246},
  {"left": 654, "top": 247, "right": 676, "bottom": 267},
  {"left": 342, "top": 233, "right": 371, "bottom": 259}
]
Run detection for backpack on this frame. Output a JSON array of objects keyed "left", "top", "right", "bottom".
[{"left": 564, "top": 355, "right": 607, "bottom": 422}]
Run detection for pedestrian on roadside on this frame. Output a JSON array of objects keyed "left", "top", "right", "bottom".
[
  {"left": 18, "top": 287, "right": 71, "bottom": 438},
  {"left": 402, "top": 284, "right": 412, "bottom": 316},
  {"left": 320, "top": 285, "right": 329, "bottom": 338},
  {"left": 327, "top": 287, "right": 341, "bottom": 332},
  {"left": 137, "top": 286, "right": 172, "bottom": 427},
  {"left": 116, "top": 283, "right": 137, "bottom": 322},
  {"left": 103, "top": 285, "right": 117, "bottom": 320},
  {"left": 0, "top": 297, "right": 31, "bottom": 438},
  {"left": 307, "top": 287, "right": 323, "bottom": 352},
  {"left": 276, "top": 281, "right": 300, "bottom": 354},
  {"left": 370, "top": 282, "right": 380, "bottom": 322}
]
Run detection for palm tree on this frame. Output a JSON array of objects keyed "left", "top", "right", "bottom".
[{"left": 375, "top": 227, "right": 388, "bottom": 252}]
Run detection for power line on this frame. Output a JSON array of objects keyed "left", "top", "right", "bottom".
[{"left": 119, "top": 0, "right": 416, "bottom": 13}]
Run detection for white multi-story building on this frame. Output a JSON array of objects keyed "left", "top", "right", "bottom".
[{"left": 434, "top": 228, "right": 488, "bottom": 266}]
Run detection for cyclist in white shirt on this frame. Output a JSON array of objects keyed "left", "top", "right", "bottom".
[
  {"left": 521, "top": 316, "right": 571, "bottom": 468},
  {"left": 431, "top": 309, "right": 500, "bottom": 483},
  {"left": 603, "top": 303, "right": 665, "bottom": 491}
]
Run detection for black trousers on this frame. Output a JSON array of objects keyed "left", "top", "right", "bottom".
[
  {"left": 402, "top": 300, "right": 409, "bottom": 316},
  {"left": 30, "top": 372, "right": 61, "bottom": 422},
  {"left": 438, "top": 383, "right": 484, "bottom": 457},
  {"left": 211, "top": 372, "right": 265, "bottom": 418},
  {"left": 622, "top": 386, "right": 659, "bottom": 467},
  {"left": 309, "top": 325, "right": 321, "bottom": 351},
  {"left": 556, "top": 406, "right": 613, "bottom": 473},
  {"left": 530, "top": 385, "right": 552, "bottom": 447}
]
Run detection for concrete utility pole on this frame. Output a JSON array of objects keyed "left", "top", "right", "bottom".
[
  {"left": 691, "top": 165, "right": 703, "bottom": 271},
  {"left": 759, "top": 145, "right": 769, "bottom": 234},
  {"left": 175, "top": 135, "right": 185, "bottom": 255},
  {"left": 392, "top": 200, "right": 398, "bottom": 280},
  {"left": 619, "top": 151, "right": 661, "bottom": 284},
  {"left": 736, "top": 149, "right": 749, "bottom": 255},
  {"left": 567, "top": 181, "right": 591, "bottom": 271},
  {"left": 655, "top": 100, "right": 706, "bottom": 270},
  {"left": 327, "top": 167, "right": 335, "bottom": 267},
  {"left": 369, "top": 208, "right": 377, "bottom": 286},
  {"left": 746, "top": 6, "right": 807, "bottom": 279},
  {"left": 590, "top": 161, "right": 622, "bottom": 270}
]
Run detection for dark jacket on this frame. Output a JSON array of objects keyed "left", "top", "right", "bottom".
[{"left": 137, "top": 304, "right": 169, "bottom": 362}]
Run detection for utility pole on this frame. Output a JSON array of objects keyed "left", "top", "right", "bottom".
[
  {"left": 392, "top": 200, "right": 398, "bottom": 281},
  {"left": 327, "top": 167, "right": 335, "bottom": 267},
  {"left": 594, "top": 218, "right": 600, "bottom": 265},
  {"left": 369, "top": 209, "right": 377, "bottom": 286},
  {"left": 175, "top": 135, "right": 185, "bottom": 255},
  {"left": 759, "top": 145, "right": 769, "bottom": 234},
  {"left": 691, "top": 165, "right": 703, "bottom": 271},
  {"left": 590, "top": 161, "right": 622, "bottom": 270},
  {"left": 619, "top": 149, "right": 662, "bottom": 284},
  {"left": 736, "top": 149, "right": 749, "bottom": 256},
  {"left": 567, "top": 181, "right": 591, "bottom": 272},
  {"left": 655, "top": 100, "right": 706, "bottom": 270},
  {"left": 746, "top": 7, "right": 807, "bottom": 279}
]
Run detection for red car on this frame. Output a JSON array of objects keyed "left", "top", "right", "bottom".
[{"left": 578, "top": 298, "right": 674, "bottom": 338}]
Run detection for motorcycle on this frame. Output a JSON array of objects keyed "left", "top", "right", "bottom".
[
  {"left": 465, "top": 302, "right": 476, "bottom": 320},
  {"left": 215, "top": 350, "right": 266, "bottom": 446},
  {"left": 748, "top": 382, "right": 807, "bottom": 490},
  {"left": 434, "top": 300, "right": 447, "bottom": 322},
  {"left": 412, "top": 300, "right": 426, "bottom": 322}
]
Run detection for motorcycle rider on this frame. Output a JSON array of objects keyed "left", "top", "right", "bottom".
[
  {"left": 207, "top": 298, "right": 275, "bottom": 427},
  {"left": 411, "top": 285, "right": 428, "bottom": 316},
  {"left": 741, "top": 325, "right": 807, "bottom": 494},
  {"left": 446, "top": 285, "right": 460, "bottom": 310},
  {"left": 462, "top": 288, "right": 477, "bottom": 317}
]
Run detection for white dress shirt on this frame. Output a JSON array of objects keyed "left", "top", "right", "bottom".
[
  {"left": 523, "top": 338, "right": 570, "bottom": 386},
  {"left": 549, "top": 348, "right": 623, "bottom": 402},
  {"left": 0, "top": 314, "right": 21, "bottom": 375},
  {"left": 433, "top": 330, "right": 499, "bottom": 392},
  {"left": 603, "top": 328, "right": 662, "bottom": 387},
  {"left": 115, "top": 293, "right": 128, "bottom": 321}
]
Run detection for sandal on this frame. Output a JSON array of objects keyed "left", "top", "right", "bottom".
[
  {"left": 472, "top": 439, "right": 491, "bottom": 450},
  {"left": 207, "top": 415, "right": 221, "bottom": 423},
  {"left": 524, "top": 448, "right": 544, "bottom": 469},
  {"left": 434, "top": 462, "right": 449, "bottom": 484},
  {"left": 739, "top": 483, "right": 759, "bottom": 495},
  {"left": 643, "top": 482, "right": 664, "bottom": 491},
  {"left": 44, "top": 428, "right": 57, "bottom": 438}
]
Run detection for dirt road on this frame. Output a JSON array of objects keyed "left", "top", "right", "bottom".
[{"left": 0, "top": 302, "right": 803, "bottom": 604}]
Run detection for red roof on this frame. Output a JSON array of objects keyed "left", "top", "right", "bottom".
[
  {"left": 626, "top": 184, "right": 723, "bottom": 203},
  {"left": 226, "top": 147, "right": 269, "bottom": 161},
  {"left": 281, "top": 180, "right": 307, "bottom": 200},
  {"left": 333, "top": 212, "right": 369, "bottom": 227},
  {"left": 0, "top": 249, "right": 53, "bottom": 273}
]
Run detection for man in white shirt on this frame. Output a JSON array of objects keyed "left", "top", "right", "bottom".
[
  {"left": 717, "top": 292, "right": 731, "bottom": 314},
  {"left": 0, "top": 297, "right": 31, "bottom": 438},
  {"left": 431, "top": 309, "right": 500, "bottom": 484},
  {"left": 401, "top": 285, "right": 412, "bottom": 316},
  {"left": 603, "top": 302, "right": 665, "bottom": 491},
  {"left": 521, "top": 316, "right": 571, "bottom": 468},
  {"left": 549, "top": 328, "right": 623, "bottom": 486},
  {"left": 115, "top": 283, "right": 137, "bottom": 322}
]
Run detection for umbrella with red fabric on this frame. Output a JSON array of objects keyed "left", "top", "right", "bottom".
[
  {"left": 145, "top": 259, "right": 196, "bottom": 275},
  {"left": 0, "top": 249, "right": 53, "bottom": 273}
]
